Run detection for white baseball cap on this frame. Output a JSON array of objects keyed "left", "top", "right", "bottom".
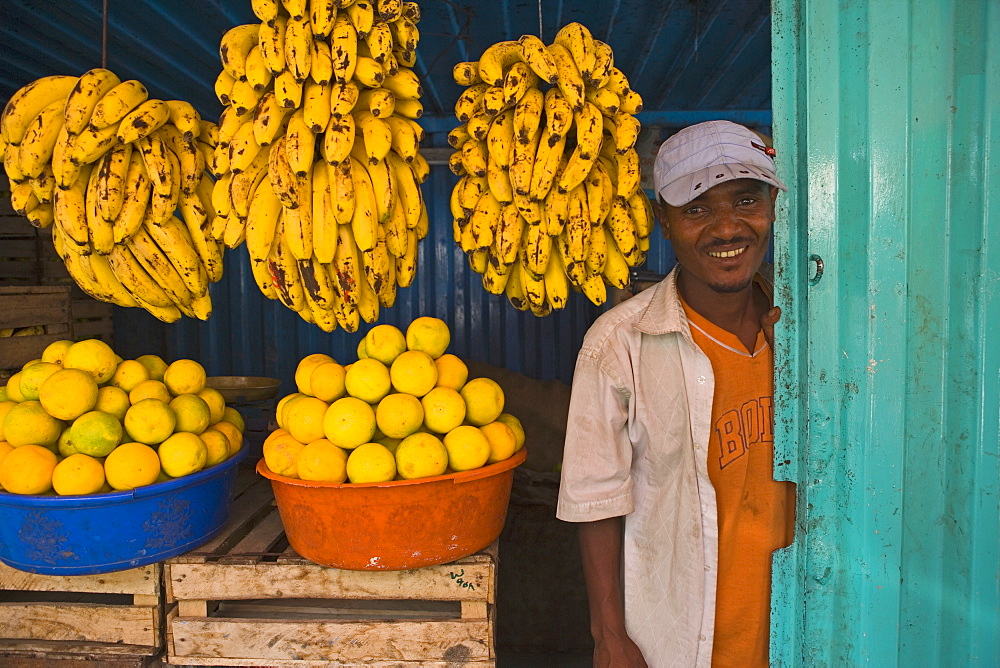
[{"left": 652, "top": 120, "right": 787, "bottom": 207}]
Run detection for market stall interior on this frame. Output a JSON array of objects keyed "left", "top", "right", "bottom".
[{"left": 0, "top": 0, "right": 774, "bottom": 664}]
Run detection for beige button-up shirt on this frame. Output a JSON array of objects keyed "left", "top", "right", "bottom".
[{"left": 557, "top": 267, "right": 718, "bottom": 667}]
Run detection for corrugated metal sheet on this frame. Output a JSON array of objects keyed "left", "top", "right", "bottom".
[{"left": 770, "top": 0, "right": 1000, "bottom": 665}]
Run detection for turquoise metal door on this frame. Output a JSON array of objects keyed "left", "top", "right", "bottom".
[{"left": 769, "top": 0, "right": 1000, "bottom": 665}]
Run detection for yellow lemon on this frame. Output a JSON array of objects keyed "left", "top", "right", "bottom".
[
  {"left": 323, "top": 397, "right": 377, "bottom": 449},
  {"left": 200, "top": 428, "right": 232, "bottom": 467},
  {"left": 206, "top": 420, "right": 243, "bottom": 456},
  {"left": 420, "top": 387, "right": 467, "bottom": 434},
  {"left": 123, "top": 398, "right": 176, "bottom": 445},
  {"left": 394, "top": 432, "right": 449, "bottom": 480},
  {"left": 109, "top": 359, "right": 150, "bottom": 393},
  {"left": 480, "top": 421, "right": 518, "bottom": 463},
  {"left": 4, "top": 400, "right": 63, "bottom": 448},
  {"left": 196, "top": 387, "right": 226, "bottom": 424},
  {"left": 94, "top": 385, "right": 131, "bottom": 422},
  {"left": 345, "top": 442, "right": 396, "bottom": 483},
  {"left": 262, "top": 431, "right": 306, "bottom": 478},
  {"left": 405, "top": 316, "right": 451, "bottom": 359},
  {"left": 0, "top": 444, "right": 58, "bottom": 494},
  {"left": 129, "top": 379, "right": 172, "bottom": 404},
  {"left": 104, "top": 442, "right": 161, "bottom": 490},
  {"left": 52, "top": 453, "right": 107, "bottom": 495},
  {"left": 459, "top": 377, "right": 505, "bottom": 426},
  {"left": 389, "top": 350, "right": 438, "bottom": 397},
  {"left": 443, "top": 425, "right": 492, "bottom": 471},
  {"left": 344, "top": 358, "right": 392, "bottom": 403},
  {"left": 169, "top": 393, "right": 212, "bottom": 434},
  {"left": 284, "top": 395, "right": 330, "bottom": 444},
  {"left": 163, "top": 359, "right": 207, "bottom": 396},
  {"left": 376, "top": 435, "right": 402, "bottom": 454},
  {"left": 63, "top": 338, "right": 118, "bottom": 384},
  {"left": 40, "top": 339, "right": 75, "bottom": 364},
  {"left": 135, "top": 354, "right": 168, "bottom": 381},
  {"left": 5, "top": 372, "right": 26, "bottom": 402},
  {"left": 0, "top": 400, "right": 16, "bottom": 441},
  {"left": 375, "top": 392, "right": 424, "bottom": 439},
  {"left": 310, "top": 361, "right": 347, "bottom": 402},
  {"left": 364, "top": 324, "right": 407, "bottom": 365},
  {"left": 297, "top": 438, "right": 349, "bottom": 482},
  {"left": 220, "top": 406, "right": 246, "bottom": 432},
  {"left": 57, "top": 428, "right": 79, "bottom": 457},
  {"left": 158, "top": 432, "right": 208, "bottom": 478},
  {"left": 295, "top": 353, "right": 335, "bottom": 395},
  {"left": 434, "top": 353, "right": 469, "bottom": 390},
  {"left": 356, "top": 338, "right": 368, "bottom": 359},
  {"left": 496, "top": 413, "right": 526, "bottom": 451},
  {"left": 19, "top": 361, "right": 61, "bottom": 401},
  {"left": 276, "top": 392, "right": 305, "bottom": 429},
  {"left": 69, "top": 410, "right": 123, "bottom": 457},
  {"left": 38, "top": 368, "right": 99, "bottom": 421}
]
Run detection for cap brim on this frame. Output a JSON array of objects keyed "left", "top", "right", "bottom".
[{"left": 658, "top": 163, "right": 788, "bottom": 207}]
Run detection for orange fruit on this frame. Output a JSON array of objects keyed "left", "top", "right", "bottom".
[
  {"left": 294, "top": 353, "right": 335, "bottom": 396},
  {"left": 207, "top": 420, "right": 243, "bottom": 457},
  {"left": 296, "top": 438, "right": 349, "bottom": 482},
  {"left": 420, "top": 386, "right": 467, "bottom": 434},
  {"left": 197, "top": 387, "right": 227, "bottom": 424},
  {"left": 135, "top": 354, "right": 168, "bottom": 381},
  {"left": 310, "top": 361, "right": 347, "bottom": 402},
  {"left": 19, "top": 361, "right": 62, "bottom": 401},
  {"left": 480, "top": 420, "right": 518, "bottom": 463},
  {"left": 200, "top": 428, "right": 232, "bottom": 467},
  {"left": 40, "top": 339, "right": 74, "bottom": 365},
  {"left": 158, "top": 432, "right": 208, "bottom": 478},
  {"left": 375, "top": 392, "right": 424, "bottom": 439},
  {"left": 496, "top": 413, "right": 526, "bottom": 452},
  {"left": 394, "top": 432, "right": 449, "bottom": 480},
  {"left": 284, "top": 396, "right": 330, "bottom": 444},
  {"left": 389, "top": 350, "right": 438, "bottom": 397},
  {"left": 345, "top": 442, "right": 396, "bottom": 483},
  {"left": 344, "top": 358, "right": 392, "bottom": 403},
  {"left": 69, "top": 410, "right": 124, "bottom": 458},
  {"left": 434, "top": 353, "right": 469, "bottom": 390},
  {"left": 220, "top": 406, "right": 246, "bottom": 432},
  {"left": 104, "top": 442, "right": 161, "bottom": 490},
  {"left": 129, "top": 379, "right": 172, "bottom": 404},
  {"left": 109, "top": 359, "right": 151, "bottom": 393},
  {"left": 5, "top": 372, "right": 26, "bottom": 402},
  {"left": 94, "top": 385, "right": 131, "bottom": 422},
  {"left": 364, "top": 324, "right": 407, "bottom": 365},
  {"left": 4, "top": 400, "right": 63, "bottom": 448},
  {"left": 63, "top": 339, "right": 118, "bottom": 384},
  {"left": 163, "top": 359, "right": 207, "bottom": 395},
  {"left": 404, "top": 316, "right": 451, "bottom": 359},
  {"left": 123, "top": 398, "right": 177, "bottom": 445},
  {"left": 169, "top": 393, "right": 212, "bottom": 434},
  {"left": 459, "top": 377, "right": 505, "bottom": 426},
  {"left": 0, "top": 444, "right": 58, "bottom": 494},
  {"left": 443, "top": 425, "right": 492, "bottom": 472},
  {"left": 53, "top": 453, "right": 107, "bottom": 495},
  {"left": 263, "top": 431, "right": 306, "bottom": 478},
  {"left": 0, "top": 400, "right": 16, "bottom": 441},
  {"left": 323, "top": 397, "right": 377, "bottom": 449}
]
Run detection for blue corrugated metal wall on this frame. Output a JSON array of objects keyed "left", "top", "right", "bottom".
[{"left": 770, "top": 0, "right": 1000, "bottom": 665}]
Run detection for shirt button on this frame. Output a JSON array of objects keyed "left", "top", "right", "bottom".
[
  {"left": 705, "top": 565, "right": 711, "bottom": 572},
  {"left": 700, "top": 635, "right": 707, "bottom": 642},
  {"left": 697, "top": 375, "right": 706, "bottom": 384}
]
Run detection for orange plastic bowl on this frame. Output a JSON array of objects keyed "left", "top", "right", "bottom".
[{"left": 256, "top": 448, "right": 526, "bottom": 571}]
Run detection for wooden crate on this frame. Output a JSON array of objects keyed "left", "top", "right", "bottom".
[
  {"left": 0, "top": 561, "right": 166, "bottom": 667},
  {"left": 0, "top": 285, "right": 71, "bottom": 377},
  {"left": 164, "top": 476, "right": 497, "bottom": 667}
]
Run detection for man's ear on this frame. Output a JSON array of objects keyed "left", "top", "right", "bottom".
[{"left": 651, "top": 199, "right": 670, "bottom": 240}]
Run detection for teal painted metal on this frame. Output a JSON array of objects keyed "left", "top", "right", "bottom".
[{"left": 770, "top": 0, "right": 1000, "bottom": 665}]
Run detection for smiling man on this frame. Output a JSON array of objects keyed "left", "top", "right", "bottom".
[{"left": 557, "top": 121, "right": 796, "bottom": 667}]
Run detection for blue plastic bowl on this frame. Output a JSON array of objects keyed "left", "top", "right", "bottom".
[{"left": 0, "top": 447, "right": 247, "bottom": 575}]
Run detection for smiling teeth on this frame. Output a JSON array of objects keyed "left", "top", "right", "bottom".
[{"left": 709, "top": 247, "right": 745, "bottom": 258}]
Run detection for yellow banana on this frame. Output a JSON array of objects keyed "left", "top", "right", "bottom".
[
  {"left": 481, "top": 251, "right": 512, "bottom": 294},
  {"left": 244, "top": 44, "right": 273, "bottom": 92},
  {"left": 253, "top": 90, "right": 294, "bottom": 146},
  {"left": 52, "top": 165, "right": 93, "bottom": 252},
  {"left": 520, "top": 256, "right": 546, "bottom": 311},
  {"left": 544, "top": 248, "right": 570, "bottom": 310},
  {"left": 355, "top": 87, "right": 395, "bottom": 118},
  {"left": 89, "top": 79, "right": 148, "bottom": 130},
  {"left": 615, "top": 147, "right": 640, "bottom": 198},
  {"left": 259, "top": 15, "right": 288, "bottom": 74},
  {"left": 383, "top": 188, "right": 408, "bottom": 258},
  {"left": 275, "top": 69, "right": 304, "bottom": 108},
  {"left": 381, "top": 67, "right": 422, "bottom": 99},
  {"left": 574, "top": 102, "right": 604, "bottom": 160},
  {"left": 81, "top": 245, "right": 143, "bottom": 307},
  {"left": 85, "top": 163, "right": 114, "bottom": 253},
  {"left": 411, "top": 150, "right": 429, "bottom": 183},
  {"left": 509, "top": 117, "right": 541, "bottom": 197},
  {"left": 454, "top": 82, "right": 490, "bottom": 123},
  {"left": 481, "top": 85, "right": 509, "bottom": 118},
  {"left": 585, "top": 211, "right": 608, "bottom": 274},
  {"left": 505, "top": 257, "right": 528, "bottom": 311},
  {"left": 467, "top": 247, "right": 488, "bottom": 274},
  {"left": 159, "top": 123, "right": 205, "bottom": 196},
  {"left": 219, "top": 24, "right": 261, "bottom": 80},
  {"left": 144, "top": 215, "right": 210, "bottom": 296},
  {"left": 619, "top": 88, "right": 643, "bottom": 115},
  {"left": 284, "top": 108, "right": 316, "bottom": 176},
  {"left": 267, "top": 218, "right": 307, "bottom": 312},
  {"left": 486, "top": 154, "right": 514, "bottom": 205},
  {"left": 453, "top": 61, "right": 482, "bottom": 86},
  {"left": 298, "top": 255, "right": 335, "bottom": 309},
  {"left": 585, "top": 158, "right": 614, "bottom": 226},
  {"left": 330, "top": 81, "right": 361, "bottom": 116},
  {"left": 553, "top": 22, "right": 597, "bottom": 80},
  {"left": 389, "top": 16, "right": 419, "bottom": 53},
  {"left": 331, "top": 221, "right": 364, "bottom": 307},
  {"left": 252, "top": 0, "right": 280, "bottom": 21},
  {"left": 394, "top": 46, "right": 417, "bottom": 68},
  {"left": 358, "top": 152, "right": 394, "bottom": 223},
  {"left": 528, "top": 127, "right": 566, "bottom": 202},
  {"left": 128, "top": 226, "right": 198, "bottom": 309},
  {"left": 448, "top": 150, "right": 467, "bottom": 177},
  {"left": 284, "top": 15, "right": 313, "bottom": 82},
  {"left": 28, "top": 164, "right": 56, "bottom": 204},
  {"left": 376, "top": 0, "right": 402, "bottom": 21},
  {"left": 344, "top": 0, "right": 375, "bottom": 37},
  {"left": 111, "top": 150, "right": 153, "bottom": 244},
  {"left": 363, "top": 21, "right": 393, "bottom": 63},
  {"left": 330, "top": 14, "right": 359, "bottom": 84},
  {"left": 116, "top": 99, "right": 170, "bottom": 144},
  {"left": 492, "top": 201, "right": 524, "bottom": 268},
  {"left": 310, "top": 39, "right": 335, "bottom": 86},
  {"left": 395, "top": 227, "right": 419, "bottom": 287},
  {"left": 1, "top": 75, "right": 78, "bottom": 145},
  {"left": 605, "top": 195, "right": 640, "bottom": 265},
  {"left": 268, "top": 135, "right": 300, "bottom": 208},
  {"left": 477, "top": 41, "right": 522, "bottom": 87},
  {"left": 107, "top": 243, "right": 174, "bottom": 308},
  {"left": 310, "top": 0, "right": 337, "bottom": 38},
  {"left": 512, "top": 86, "right": 544, "bottom": 145},
  {"left": 211, "top": 171, "right": 234, "bottom": 221},
  {"left": 250, "top": 253, "right": 279, "bottom": 300},
  {"left": 227, "top": 118, "right": 263, "bottom": 174},
  {"left": 352, "top": 110, "right": 392, "bottom": 163},
  {"left": 543, "top": 87, "right": 575, "bottom": 145},
  {"left": 282, "top": 0, "right": 308, "bottom": 18},
  {"left": 461, "top": 138, "right": 488, "bottom": 179},
  {"left": 543, "top": 160, "right": 570, "bottom": 235},
  {"left": 589, "top": 40, "right": 615, "bottom": 88},
  {"left": 522, "top": 218, "right": 552, "bottom": 278},
  {"left": 557, "top": 144, "right": 599, "bottom": 194},
  {"left": 321, "top": 111, "right": 356, "bottom": 165},
  {"left": 546, "top": 43, "right": 585, "bottom": 112},
  {"left": 354, "top": 56, "right": 385, "bottom": 88},
  {"left": 245, "top": 172, "right": 284, "bottom": 262},
  {"left": 166, "top": 100, "right": 203, "bottom": 140},
  {"left": 311, "top": 158, "right": 337, "bottom": 263},
  {"left": 602, "top": 226, "right": 631, "bottom": 288},
  {"left": 95, "top": 140, "right": 132, "bottom": 224},
  {"left": 214, "top": 69, "right": 236, "bottom": 106},
  {"left": 329, "top": 158, "right": 355, "bottom": 225},
  {"left": 585, "top": 85, "right": 620, "bottom": 116},
  {"left": 10, "top": 181, "right": 39, "bottom": 215},
  {"left": 230, "top": 143, "right": 273, "bottom": 219},
  {"left": 50, "top": 125, "right": 81, "bottom": 189},
  {"left": 229, "top": 78, "right": 262, "bottom": 117},
  {"left": 384, "top": 114, "right": 420, "bottom": 162},
  {"left": 448, "top": 123, "right": 471, "bottom": 149},
  {"left": 67, "top": 122, "right": 120, "bottom": 166},
  {"left": 468, "top": 190, "right": 502, "bottom": 249},
  {"left": 517, "top": 34, "right": 558, "bottom": 84},
  {"left": 283, "top": 168, "right": 314, "bottom": 260},
  {"left": 348, "top": 155, "right": 378, "bottom": 251},
  {"left": 605, "top": 67, "right": 632, "bottom": 97},
  {"left": 63, "top": 69, "right": 120, "bottom": 135},
  {"left": 565, "top": 183, "right": 591, "bottom": 267},
  {"left": 148, "top": 148, "right": 182, "bottom": 225},
  {"left": 606, "top": 111, "right": 641, "bottom": 154},
  {"left": 393, "top": 97, "right": 423, "bottom": 120},
  {"left": 17, "top": 98, "right": 66, "bottom": 178},
  {"left": 502, "top": 61, "right": 538, "bottom": 107},
  {"left": 627, "top": 189, "right": 655, "bottom": 239},
  {"left": 401, "top": 1, "right": 420, "bottom": 21}
]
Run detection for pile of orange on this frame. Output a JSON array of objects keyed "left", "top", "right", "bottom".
[
  {"left": 264, "top": 316, "right": 525, "bottom": 484},
  {"left": 0, "top": 338, "right": 244, "bottom": 496}
]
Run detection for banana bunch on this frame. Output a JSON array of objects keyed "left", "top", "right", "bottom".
[
  {"left": 0, "top": 69, "right": 223, "bottom": 323},
  {"left": 211, "top": 0, "right": 430, "bottom": 332},
  {"left": 449, "top": 24, "right": 653, "bottom": 316}
]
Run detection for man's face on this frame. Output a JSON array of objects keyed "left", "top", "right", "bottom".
[{"left": 655, "top": 178, "right": 778, "bottom": 297}]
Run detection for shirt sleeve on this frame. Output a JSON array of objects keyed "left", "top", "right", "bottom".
[{"left": 556, "top": 343, "right": 636, "bottom": 523}]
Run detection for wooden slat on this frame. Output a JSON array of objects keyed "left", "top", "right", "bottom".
[
  {"left": 168, "top": 617, "right": 491, "bottom": 663},
  {"left": 0, "top": 640, "right": 163, "bottom": 668},
  {"left": 167, "top": 560, "right": 495, "bottom": 603},
  {"left": 0, "top": 562, "right": 160, "bottom": 596},
  {"left": 0, "top": 602, "right": 161, "bottom": 647}
]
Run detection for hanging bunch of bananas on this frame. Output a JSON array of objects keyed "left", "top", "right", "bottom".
[
  {"left": 448, "top": 23, "right": 653, "bottom": 317},
  {"left": 0, "top": 69, "right": 223, "bottom": 323},
  {"left": 210, "top": 0, "right": 430, "bottom": 333}
]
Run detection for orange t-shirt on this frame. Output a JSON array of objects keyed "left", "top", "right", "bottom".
[{"left": 682, "top": 292, "right": 795, "bottom": 668}]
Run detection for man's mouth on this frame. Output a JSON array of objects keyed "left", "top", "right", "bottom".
[{"left": 707, "top": 246, "right": 747, "bottom": 258}]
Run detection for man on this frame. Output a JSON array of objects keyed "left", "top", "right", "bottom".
[{"left": 556, "top": 120, "right": 796, "bottom": 667}]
